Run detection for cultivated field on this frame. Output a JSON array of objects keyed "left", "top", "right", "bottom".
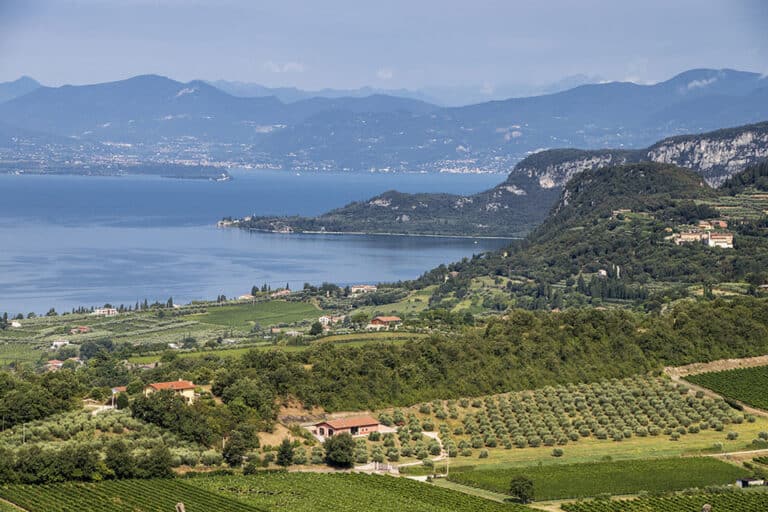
[
  {"left": 0, "top": 480, "right": 260, "bottom": 512},
  {"left": 447, "top": 457, "right": 748, "bottom": 500},
  {"left": 687, "top": 365, "right": 768, "bottom": 410},
  {"left": 562, "top": 489, "right": 768, "bottom": 512},
  {"left": 186, "top": 472, "right": 528, "bottom": 512},
  {"left": 193, "top": 300, "right": 323, "bottom": 328}
]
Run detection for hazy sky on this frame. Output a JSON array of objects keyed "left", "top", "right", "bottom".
[{"left": 0, "top": 0, "right": 766, "bottom": 89}]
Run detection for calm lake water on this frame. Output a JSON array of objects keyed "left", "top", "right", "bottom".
[{"left": 0, "top": 171, "right": 510, "bottom": 314}]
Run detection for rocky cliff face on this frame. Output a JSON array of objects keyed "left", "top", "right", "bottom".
[
  {"left": 512, "top": 121, "right": 768, "bottom": 190},
  {"left": 646, "top": 125, "right": 768, "bottom": 186}
]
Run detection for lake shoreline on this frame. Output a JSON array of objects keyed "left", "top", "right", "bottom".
[{"left": 239, "top": 227, "right": 520, "bottom": 240}]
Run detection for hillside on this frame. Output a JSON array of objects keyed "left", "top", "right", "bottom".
[
  {"left": 231, "top": 122, "right": 768, "bottom": 237},
  {"left": 411, "top": 161, "right": 768, "bottom": 310}
]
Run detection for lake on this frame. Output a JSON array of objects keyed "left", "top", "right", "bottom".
[{"left": 0, "top": 171, "right": 511, "bottom": 314}]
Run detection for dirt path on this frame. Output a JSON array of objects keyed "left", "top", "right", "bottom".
[{"left": 0, "top": 497, "right": 27, "bottom": 511}]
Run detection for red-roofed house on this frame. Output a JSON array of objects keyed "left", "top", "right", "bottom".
[
  {"left": 45, "top": 359, "right": 64, "bottom": 371},
  {"left": 368, "top": 316, "right": 402, "bottom": 330},
  {"left": 313, "top": 416, "right": 380, "bottom": 438},
  {"left": 143, "top": 379, "right": 197, "bottom": 404}
]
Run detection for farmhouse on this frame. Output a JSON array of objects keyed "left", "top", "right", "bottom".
[
  {"left": 92, "top": 307, "right": 118, "bottom": 317},
  {"left": 706, "top": 232, "right": 734, "bottom": 249},
  {"left": 367, "top": 316, "right": 403, "bottom": 330},
  {"left": 270, "top": 289, "right": 292, "bottom": 298},
  {"left": 51, "top": 340, "right": 70, "bottom": 349},
  {"left": 351, "top": 284, "right": 377, "bottom": 294},
  {"left": 10, "top": 321, "right": 21, "bottom": 328},
  {"left": 45, "top": 360, "right": 64, "bottom": 371},
  {"left": 70, "top": 326, "right": 91, "bottom": 335},
  {"left": 673, "top": 231, "right": 707, "bottom": 245},
  {"left": 318, "top": 315, "right": 346, "bottom": 326},
  {"left": 143, "top": 379, "right": 196, "bottom": 404},
  {"left": 313, "top": 416, "right": 380, "bottom": 438}
]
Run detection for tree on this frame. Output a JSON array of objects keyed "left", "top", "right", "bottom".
[
  {"left": 105, "top": 440, "right": 136, "bottom": 479},
  {"left": 136, "top": 444, "right": 173, "bottom": 478},
  {"left": 223, "top": 431, "right": 249, "bottom": 467},
  {"left": 323, "top": 433, "right": 355, "bottom": 468},
  {"left": 309, "top": 321, "right": 323, "bottom": 336},
  {"left": 276, "top": 438, "right": 295, "bottom": 467},
  {"left": 508, "top": 475, "right": 534, "bottom": 504},
  {"left": 115, "top": 392, "right": 129, "bottom": 410}
]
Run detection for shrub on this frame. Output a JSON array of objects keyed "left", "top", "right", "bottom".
[{"left": 552, "top": 448, "right": 564, "bottom": 457}]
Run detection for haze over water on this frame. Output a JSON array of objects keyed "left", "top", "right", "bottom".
[{"left": 0, "top": 170, "right": 509, "bottom": 314}]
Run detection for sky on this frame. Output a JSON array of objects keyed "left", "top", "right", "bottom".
[{"left": 0, "top": 0, "right": 766, "bottom": 91}]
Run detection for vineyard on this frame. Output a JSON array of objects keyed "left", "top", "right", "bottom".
[
  {"left": 187, "top": 472, "right": 529, "bottom": 511},
  {"left": 447, "top": 457, "right": 749, "bottom": 500},
  {"left": 0, "top": 479, "right": 265, "bottom": 512},
  {"left": 687, "top": 365, "right": 768, "bottom": 410},
  {"left": 391, "top": 375, "right": 753, "bottom": 463},
  {"left": 561, "top": 489, "right": 768, "bottom": 512}
]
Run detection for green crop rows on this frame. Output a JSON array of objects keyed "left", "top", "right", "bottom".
[
  {"left": 0, "top": 479, "right": 263, "bottom": 512},
  {"left": 188, "top": 472, "right": 529, "bottom": 512},
  {"left": 448, "top": 457, "right": 748, "bottom": 500},
  {"left": 562, "top": 489, "right": 768, "bottom": 511},
  {"left": 687, "top": 366, "right": 768, "bottom": 410}
]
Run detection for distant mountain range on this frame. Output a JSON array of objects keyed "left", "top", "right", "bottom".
[
  {"left": 206, "top": 74, "right": 603, "bottom": 106},
  {"left": 0, "top": 68, "right": 766, "bottom": 176},
  {"left": 230, "top": 121, "right": 768, "bottom": 237}
]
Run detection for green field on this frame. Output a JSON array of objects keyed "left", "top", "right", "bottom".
[
  {"left": 562, "top": 489, "right": 768, "bottom": 512},
  {"left": 687, "top": 366, "right": 768, "bottom": 410},
  {"left": 448, "top": 457, "right": 749, "bottom": 501},
  {"left": 0, "top": 474, "right": 534, "bottom": 512},
  {"left": 187, "top": 472, "right": 528, "bottom": 512},
  {"left": 0, "top": 342, "right": 42, "bottom": 366},
  {"left": 194, "top": 300, "right": 323, "bottom": 328},
  {"left": 0, "top": 479, "right": 261, "bottom": 512}
]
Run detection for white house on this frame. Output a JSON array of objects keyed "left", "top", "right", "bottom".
[
  {"left": 92, "top": 307, "right": 119, "bottom": 317},
  {"left": 10, "top": 321, "right": 21, "bottom": 328},
  {"left": 51, "top": 340, "right": 70, "bottom": 349}
]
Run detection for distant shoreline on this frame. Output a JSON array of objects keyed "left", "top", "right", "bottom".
[{"left": 242, "top": 227, "right": 519, "bottom": 240}]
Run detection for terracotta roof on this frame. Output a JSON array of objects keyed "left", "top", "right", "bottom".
[
  {"left": 373, "top": 316, "right": 401, "bottom": 323},
  {"left": 318, "top": 415, "right": 379, "bottom": 429},
  {"left": 112, "top": 386, "right": 127, "bottom": 393},
  {"left": 148, "top": 380, "right": 195, "bottom": 391}
]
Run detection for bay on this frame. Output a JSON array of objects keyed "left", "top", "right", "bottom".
[{"left": 0, "top": 171, "right": 510, "bottom": 314}]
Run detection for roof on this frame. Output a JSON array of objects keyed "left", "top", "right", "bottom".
[
  {"left": 318, "top": 415, "right": 380, "bottom": 430},
  {"left": 147, "top": 380, "right": 196, "bottom": 391},
  {"left": 46, "top": 359, "right": 63, "bottom": 365},
  {"left": 112, "top": 386, "right": 127, "bottom": 393},
  {"left": 373, "top": 316, "right": 401, "bottom": 322}
]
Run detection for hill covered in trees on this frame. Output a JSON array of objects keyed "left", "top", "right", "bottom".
[{"left": 407, "top": 161, "right": 768, "bottom": 310}]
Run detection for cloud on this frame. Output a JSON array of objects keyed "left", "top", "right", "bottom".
[
  {"left": 264, "top": 61, "right": 305, "bottom": 73},
  {"left": 376, "top": 67, "right": 393, "bottom": 80},
  {"left": 686, "top": 77, "right": 717, "bottom": 90}
]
